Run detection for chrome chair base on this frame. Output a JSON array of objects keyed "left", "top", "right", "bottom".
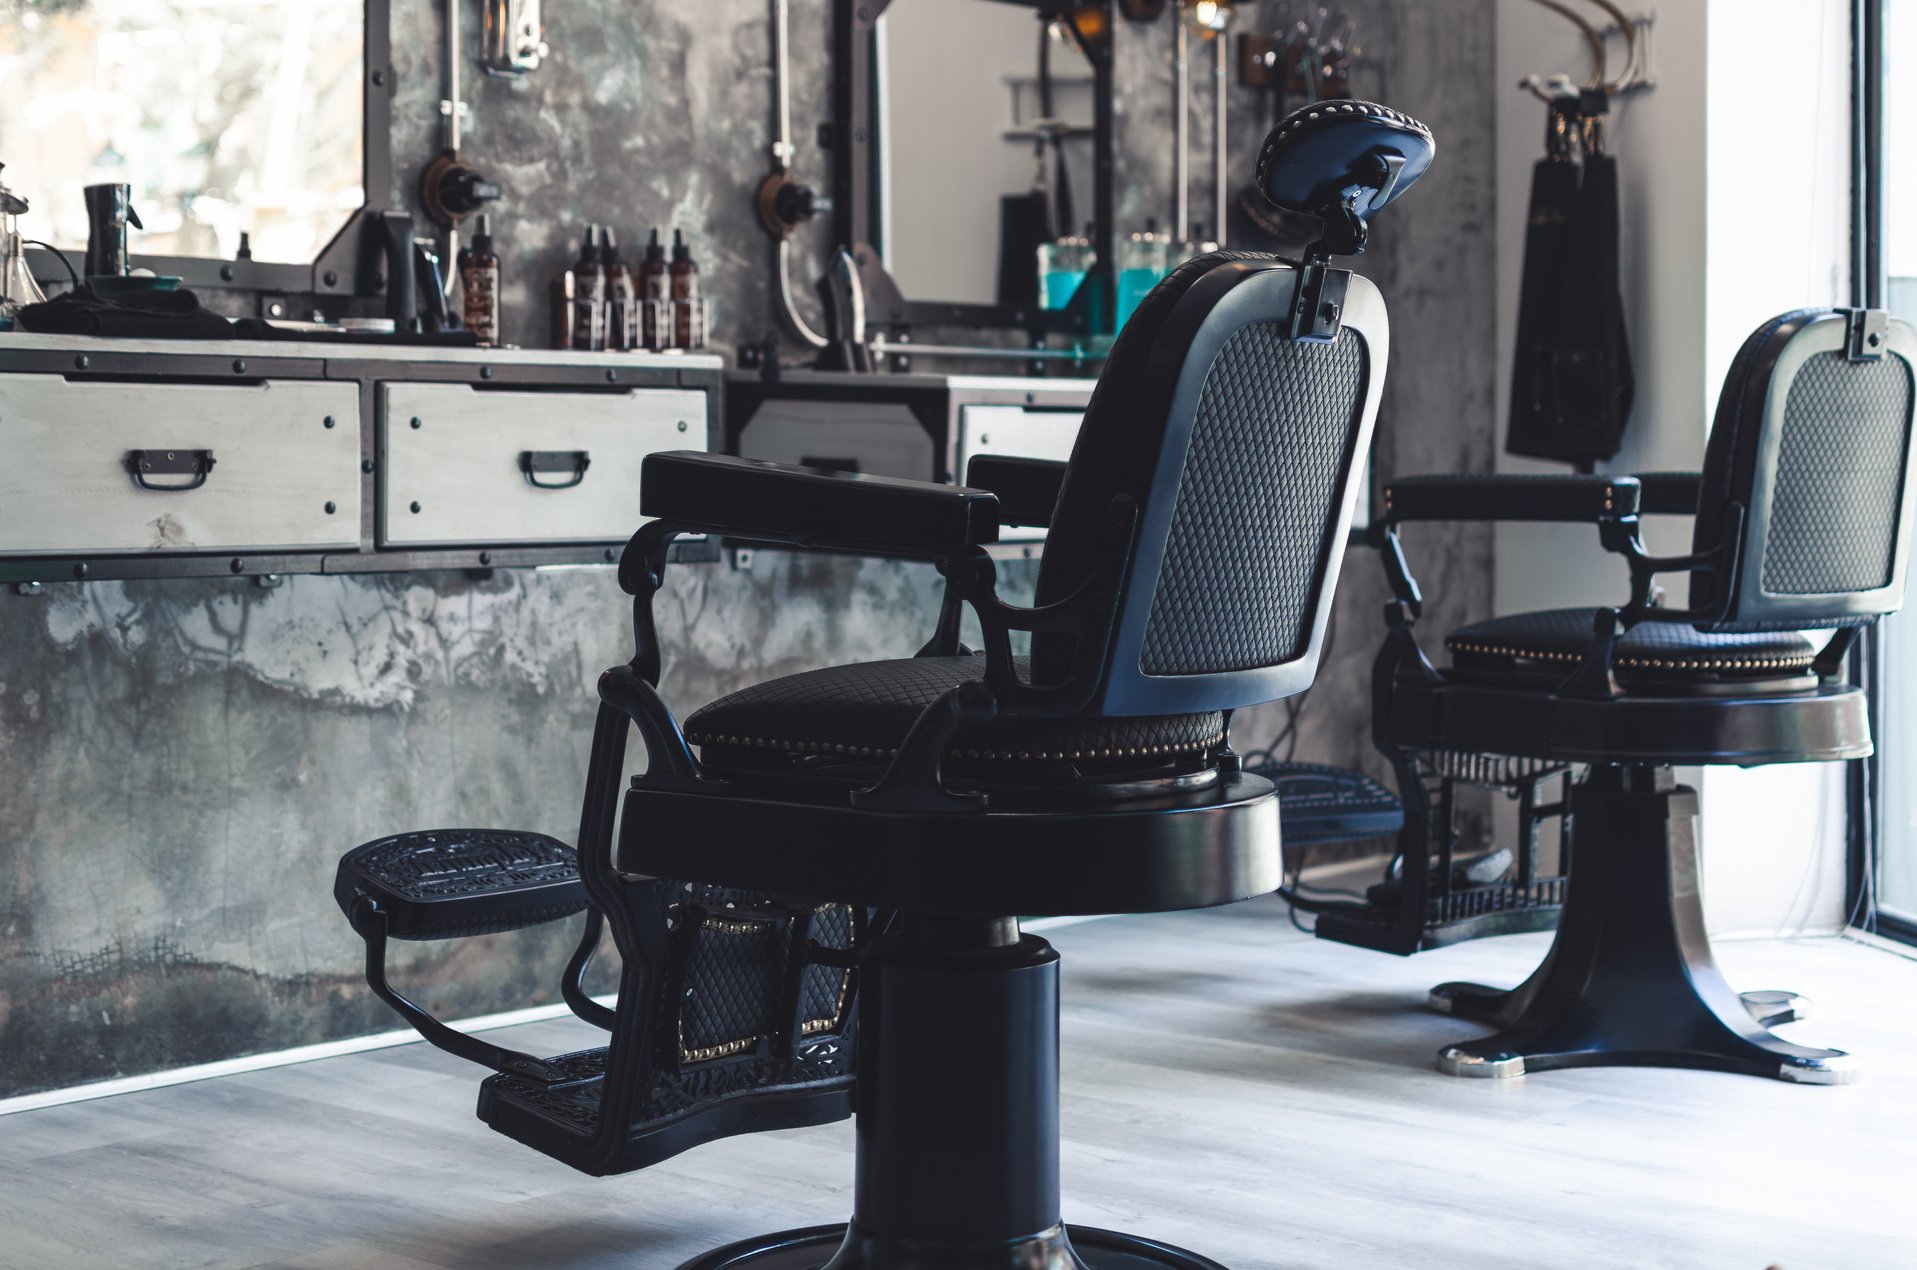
[{"left": 676, "top": 1223, "right": 1230, "bottom": 1270}]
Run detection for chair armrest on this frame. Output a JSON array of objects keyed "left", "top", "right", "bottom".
[
  {"left": 965, "top": 456, "right": 1066, "bottom": 528},
  {"left": 641, "top": 452, "right": 1000, "bottom": 553},
  {"left": 1382, "top": 473, "right": 1641, "bottom": 523},
  {"left": 1630, "top": 470, "right": 1702, "bottom": 516}
]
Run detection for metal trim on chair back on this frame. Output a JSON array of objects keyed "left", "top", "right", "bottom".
[
  {"left": 1035, "top": 256, "right": 1388, "bottom": 716},
  {"left": 1690, "top": 309, "right": 1917, "bottom": 631}
]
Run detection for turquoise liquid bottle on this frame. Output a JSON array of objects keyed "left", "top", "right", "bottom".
[{"left": 1115, "top": 219, "right": 1168, "bottom": 329}]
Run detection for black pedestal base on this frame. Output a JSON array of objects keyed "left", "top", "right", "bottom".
[
  {"left": 1430, "top": 980, "right": 1812, "bottom": 1031},
  {"left": 1426, "top": 766, "right": 1856, "bottom": 1085},
  {"left": 672, "top": 919, "right": 1238, "bottom": 1270},
  {"left": 676, "top": 1222, "right": 1228, "bottom": 1270}
]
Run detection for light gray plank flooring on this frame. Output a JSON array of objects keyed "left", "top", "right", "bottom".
[{"left": 4, "top": 896, "right": 1915, "bottom": 1270}]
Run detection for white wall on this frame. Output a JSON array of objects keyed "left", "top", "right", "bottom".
[{"left": 1493, "top": 0, "right": 1855, "bottom": 936}]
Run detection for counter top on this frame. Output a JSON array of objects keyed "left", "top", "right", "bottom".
[{"left": 0, "top": 331, "right": 725, "bottom": 372}]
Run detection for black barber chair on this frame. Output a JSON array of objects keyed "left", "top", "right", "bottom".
[
  {"left": 333, "top": 99, "right": 1432, "bottom": 1268},
  {"left": 1372, "top": 307, "right": 1916, "bottom": 1083}
]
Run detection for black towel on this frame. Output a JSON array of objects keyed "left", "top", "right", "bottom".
[
  {"left": 1507, "top": 128, "right": 1635, "bottom": 466},
  {"left": 17, "top": 284, "right": 236, "bottom": 339}
]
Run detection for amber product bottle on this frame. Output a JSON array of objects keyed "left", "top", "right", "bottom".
[
  {"left": 638, "top": 228, "right": 669, "bottom": 351},
  {"left": 601, "top": 227, "right": 638, "bottom": 351},
  {"left": 569, "top": 224, "right": 608, "bottom": 351},
  {"left": 669, "top": 228, "right": 702, "bottom": 349},
  {"left": 458, "top": 213, "right": 502, "bottom": 345}
]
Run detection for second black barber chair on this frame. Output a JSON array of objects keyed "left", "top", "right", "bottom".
[
  {"left": 333, "top": 100, "right": 1433, "bottom": 1268},
  {"left": 1372, "top": 307, "right": 1916, "bottom": 1082}
]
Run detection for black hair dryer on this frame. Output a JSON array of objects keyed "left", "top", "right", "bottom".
[{"left": 83, "top": 183, "right": 142, "bottom": 279}]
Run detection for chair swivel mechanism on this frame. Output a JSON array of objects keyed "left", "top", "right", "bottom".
[
  {"left": 333, "top": 100, "right": 1432, "bottom": 1269},
  {"left": 1372, "top": 307, "right": 1917, "bottom": 1083}
]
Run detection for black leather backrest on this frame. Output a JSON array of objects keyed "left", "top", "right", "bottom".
[
  {"left": 1033, "top": 249, "right": 1269, "bottom": 644},
  {"left": 1032, "top": 255, "right": 1386, "bottom": 715},
  {"left": 1691, "top": 309, "right": 1917, "bottom": 630}
]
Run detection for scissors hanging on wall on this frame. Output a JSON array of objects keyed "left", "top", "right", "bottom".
[{"left": 1228, "top": 4, "right": 1362, "bottom": 250}]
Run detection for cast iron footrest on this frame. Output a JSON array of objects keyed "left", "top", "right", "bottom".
[
  {"left": 476, "top": 1039, "right": 857, "bottom": 1175},
  {"left": 334, "top": 828, "right": 588, "bottom": 940}
]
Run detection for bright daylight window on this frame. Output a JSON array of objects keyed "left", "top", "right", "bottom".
[{"left": 1873, "top": 0, "right": 1917, "bottom": 931}]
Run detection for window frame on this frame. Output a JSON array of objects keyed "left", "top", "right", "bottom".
[{"left": 1851, "top": 0, "right": 1914, "bottom": 942}]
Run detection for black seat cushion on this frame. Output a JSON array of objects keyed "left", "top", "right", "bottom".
[
  {"left": 684, "top": 656, "right": 1224, "bottom": 768},
  {"left": 1446, "top": 608, "right": 1815, "bottom": 678}
]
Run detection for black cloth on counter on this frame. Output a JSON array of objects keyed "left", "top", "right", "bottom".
[
  {"left": 17, "top": 284, "right": 235, "bottom": 339},
  {"left": 16, "top": 285, "right": 483, "bottom": 347}
]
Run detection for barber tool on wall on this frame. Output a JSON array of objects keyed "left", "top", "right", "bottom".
[
  {"left": 479, "top": 0, "right": 549, "bottom": 76},
  {"left": 1230, "top": 5, "right": 1360, "bottom": 249},
  {"left": 420, "top": 0, "right": 502, "bottom": 296},
  {"left": 1507, "top": 0, "right": 1652, "bottom": 468},
  {"left": 757, "top": 0, "right": 832, "bottom": 352}
]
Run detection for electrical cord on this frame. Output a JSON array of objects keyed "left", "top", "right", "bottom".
[{"left": 24, "top": 239, "right": 79, "bottom": 288}]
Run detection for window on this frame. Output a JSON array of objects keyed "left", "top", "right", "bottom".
[{"left": 1870, "top": 0, "right": 1917, "bottom": 934}]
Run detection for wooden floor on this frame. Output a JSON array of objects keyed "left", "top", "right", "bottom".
[{"left": 6, "top": 898, "right": 1917, "bottom": 1270}]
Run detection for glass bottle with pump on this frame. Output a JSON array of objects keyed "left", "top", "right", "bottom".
[
  {"left": 602, "top": 227, "right": 637, "bottom": 351},
  {"left": 638, "top": 229, "right": 670, "bottom": 351},
  {"left": 458, "top": 213, "right": 502, "bottom": 346},
  {"left": 569, "top": 224, "right": 608, "bottom": 351},
  {"left": 669, "top": 229, "right": 704, "bottom": 349},
  {"left": 1037, "top": 222, "right": 1093, "bottom": 313},
  {"left": 1115, "top": 218, "right": 1169, "bottom": 329}
]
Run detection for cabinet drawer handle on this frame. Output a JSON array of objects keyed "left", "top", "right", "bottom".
[
  {"left": 519, "top": 449, "right": 591, "bottom": 489},
  {"left": 126, "top": 449, "right": 216, "bottom": 492}
]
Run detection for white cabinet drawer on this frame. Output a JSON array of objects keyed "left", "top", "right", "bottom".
[
  {"left": 956, "top": 405, "right": 1084, "bottom": 542},
  {"left": 0, "top": 373, "right": 361, "bottom": 555},
  {"left": 379, "top": 383, "right": 707, "bottom": 546}
]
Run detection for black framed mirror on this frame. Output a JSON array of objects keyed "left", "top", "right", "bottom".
[
  {"left": 5, "top": 0, "right": 392, "bottom": 300},
  {"left": 833, "top": 0, "right": 1117, "bottom": 338}
]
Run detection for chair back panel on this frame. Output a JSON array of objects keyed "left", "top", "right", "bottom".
[
  {"left": 1034, "top": 254, "right": 1387, "bottom": 716},
  {"left": 1690, "top": 310, "right": 1917, "bottom": 630},
  {"left": 1139, "top": 322, "right": 1369, "bottom": 674}
]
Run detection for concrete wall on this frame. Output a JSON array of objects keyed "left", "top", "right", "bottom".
[{"left": 0, "top": 0, "right": 1499, "bottom": 1099}]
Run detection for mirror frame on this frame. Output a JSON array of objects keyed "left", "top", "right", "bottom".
[
  {"left": 834, "top": 0, "right": 1118, "bottom": 338},
  {"left": 23, "top": 0, "right": 393, "bottom": 304}
]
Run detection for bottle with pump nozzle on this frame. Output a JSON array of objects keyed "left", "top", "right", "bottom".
[
  {"left": 459, "top": 213, "right": 502, "bottom": 346},
  {"left": 601, "top": 227, "right": 637, "bottom": 351},
  {"left": 638, "top": 228, "right": 669, "bottom": 351},
  {"left": 1116, "top": 217, "right": 1169, "bottom": 329},
  {"left": 570, "top": 224, "right": 608, "bottom": 351},
  {"left": 669, "top": 228, "right": 704, "bottom": 350}
]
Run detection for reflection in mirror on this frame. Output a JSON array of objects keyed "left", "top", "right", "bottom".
[
  {"left": 876, "top": 0, "right": 1095, "bottom": 309},
  {"left": 0, "top": 0, "right": 364, "bottom": 266}
]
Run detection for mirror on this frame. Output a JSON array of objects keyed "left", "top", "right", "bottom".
[
  {"left": 874, "top": 1, "right": 1096, "bottom": 309},
  {"left": 836, "top": 0, "right": 1116, "bottom": 338},
  {"left": 0, "top": 0, "right": 366, "bottom": 267}
]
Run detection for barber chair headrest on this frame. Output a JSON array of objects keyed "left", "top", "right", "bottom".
[{"left": 1257, "top": 99, "right": 1436, "bottom": 258}]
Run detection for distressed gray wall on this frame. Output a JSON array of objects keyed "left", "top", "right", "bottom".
[{"left": 0, "top": 0, "right": 1494, "bottom": 1098}]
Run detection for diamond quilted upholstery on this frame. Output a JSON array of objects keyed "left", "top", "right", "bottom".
[
  {"left": 1140, "top": 323, "right": 1366, "bottom": 674},
  {"left": 683, "top": 655, "right": 1224, "bottom": 765},
  {"left": 1033, "top": 249, "right": 1278, "bottom": 682},
  {"left": 680, "top": 910, "right": 785, "bottom": 1061},
  {"left": 1760, "top": 351, "right": 1915, "bottom": 595},
  {"left": 1446, "top": 608, "right": 1815, "bottom": 677}
]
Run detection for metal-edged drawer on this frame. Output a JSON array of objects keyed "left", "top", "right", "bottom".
[
  {"left": 0, "top": 373, "right": 361, "bottom": 556},
  {"left": 956, "top": 404, "right": 1085, "bottom": 542},
  {"left": 379, "top": 383, "right": 708, "bottom": 547}
]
